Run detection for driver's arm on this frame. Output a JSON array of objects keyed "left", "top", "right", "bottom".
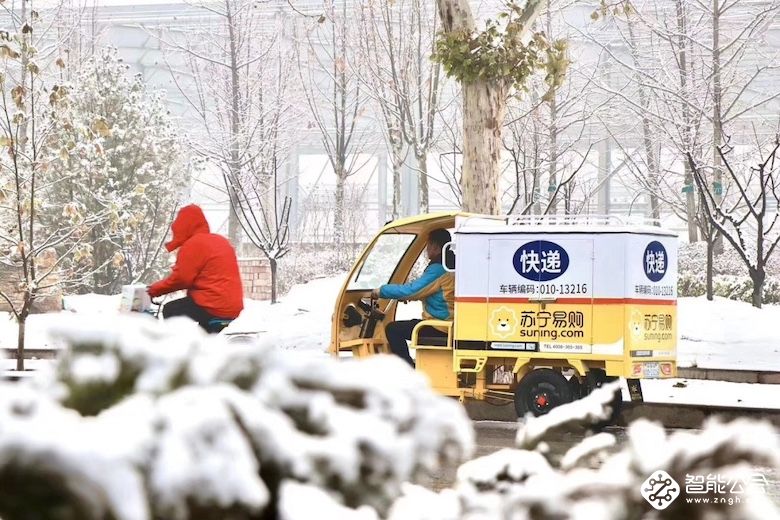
[
  {"left": 148, "top": 241, "right": 206, "bottom": 297},
  {"left": 378, "top": 264, "right": 445, "bottom": 301}
]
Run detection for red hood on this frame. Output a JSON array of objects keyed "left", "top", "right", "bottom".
[{"left": 165, "top": 205, "right": 210, "bottom": 252}]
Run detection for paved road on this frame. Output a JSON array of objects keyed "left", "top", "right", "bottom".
[{"left": 422, "top": 421, "right": 780, "bottom": 504}]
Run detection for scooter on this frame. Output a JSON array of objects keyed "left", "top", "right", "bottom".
[{"left": 122, "top": 285, "right": 255, "bottom": 341}]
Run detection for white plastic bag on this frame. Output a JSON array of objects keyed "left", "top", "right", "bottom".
[{"left": 119, "top": 284, "right": 151, "bottom": 313}]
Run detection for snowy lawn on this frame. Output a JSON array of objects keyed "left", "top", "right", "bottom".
[
  {"left": 641, "top": 378, "right": 780, "bottom": 410},
  {"left": 678, "top": 296, "right": 780, "bottom": 371}
]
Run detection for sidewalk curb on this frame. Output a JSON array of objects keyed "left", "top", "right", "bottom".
[
  {"left": 679, "top": 367, "right": 780, "bottom": 384},
  {"left": 464, "top": 400, "right": 780, "bottom": 429}
]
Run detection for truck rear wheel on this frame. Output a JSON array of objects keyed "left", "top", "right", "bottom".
[
  {"left": 514, "top": 368, "right": 573, "bottom": 417},
  {"left": 586, "top": 369, "right": 623, "bottom": 428}
]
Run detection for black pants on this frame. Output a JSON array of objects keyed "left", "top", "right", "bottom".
[
  {"left": 384, "top": 319, "right": 447, "bottom": 368},
  {"left": 162, "top": 297, "right": 222, "bottom": 333}
]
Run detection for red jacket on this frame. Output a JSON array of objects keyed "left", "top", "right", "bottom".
[{"left": 148, "top": 205, "right": 244, "bottom": 319}]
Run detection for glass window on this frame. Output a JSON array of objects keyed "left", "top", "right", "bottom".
[{"left": 348, "top": 233, "right": 416, "bottom": 290}]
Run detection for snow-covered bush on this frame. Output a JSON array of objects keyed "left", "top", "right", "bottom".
[
  {"left": 386, "top": 383, "right": 780, "bottom": 520},
  {"left": 678, "top": 272, "right": 707, "bottom": 298},
  {"left": 277, "top": 245, "right": 358, "bottom": 296},
  {"left": 0, "top": 315, "right": 473, "bottom": 520},
  {"left": 678, "top": 272, "right": 780, "bottom": 304},
  {"left": 678, "top": 243, "right": 780, "bottom": 303},
  {"left": 679, "top": 241, "right": 749, "bottom": 277}
]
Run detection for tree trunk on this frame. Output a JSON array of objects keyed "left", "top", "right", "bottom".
[
  {"left": 532, "top": 106, "right": 541, "bottom": 215},
  {"left": 270, "top": 257, "right": 278, "bottom": 304},
  {"left": 711, "top": 0, "right": 724, "bottom": 254},
  {"left": 706, "top": 237, "right": 714, "bottom": 301},
  {"left": 226, "top": 0, "right": 243, "bottom": 249},
  {"left": 627, "top": 15, "right": 661, "bottom": 222},
  {"left": 675, "top": 0, "right": 699, "bottom": 243},
  {"left": 417, "top": 153, "right": 429, "bottom": 213},
  {"left": 435, "top": 0, "right": 543, "bottom": 215},
  {"left": 391, "top": 163, "right": 402, "bottom": 221},
  {"left": 460, "top": 80, "right": 508, "bottom": 214},
  {"left": 16, "top": 314, "right": 26, "bottom": 372},
  {"left": 334, "top": 171, "right": 346, "bottom": 265},
  {"left": 547, "top": 96, "right": 558, "bottom": 215},
  {"left": 391, "top": 148, "right": 404, "bottom": 221},
  {"left": 546, "top": 3, "right": 558, "bottom": 215},
  {"left": 750, "top": 268, "right": 764, "bottom": 309}
]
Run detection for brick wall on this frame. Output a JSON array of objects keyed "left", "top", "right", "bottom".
[
  {"left": 0, "top": 265, "right": 62, "bottom": 314},
  {"left": 238, "top": 258, "right": 272, "bottom": 301}
]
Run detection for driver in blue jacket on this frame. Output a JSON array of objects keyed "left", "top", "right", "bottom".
[{"left": 371, "top": 228, "right": 454, "bottom": 367}]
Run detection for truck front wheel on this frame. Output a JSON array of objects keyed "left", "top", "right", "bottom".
[{"left": 514, "top": 369, "right": 573, "bottom": 417}]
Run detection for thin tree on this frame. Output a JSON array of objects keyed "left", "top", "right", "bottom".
[
  {"left": 688, "top": 135, "right": 780, "bottom": 308},
  {"left": 0, "top": 11, "right": 105, "bottom": 370},
  {"left": 296, "top": 3, "right": 371, "bottom": 264},
  {"left": 359, "top": 0, "right": 443, "bottom": 214},
  {"left": 159, "top": 0, "right": 295, "bottom": 248}
]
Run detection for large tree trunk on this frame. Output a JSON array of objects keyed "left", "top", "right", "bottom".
[
  {"left": 460, "top": 80, "right": 508, "bottom": 214},
  {"left": 436, "top": 0, "right": 543, "bottom": 215}
]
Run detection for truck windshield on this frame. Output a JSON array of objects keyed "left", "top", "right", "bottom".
[{"left": 348, "top": 233, "right": 416, "bottom": 290}]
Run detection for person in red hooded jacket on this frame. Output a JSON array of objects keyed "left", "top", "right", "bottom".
[{"left": 147, "top": 204, "right": 244, "bottom": 331}]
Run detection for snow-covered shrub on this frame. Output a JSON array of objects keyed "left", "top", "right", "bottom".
[
  {"left": 386, "top": 383, "right": 780, "bottom": 520},
  {"left": 0, "top": 315, "right": 473, "bottom": 519},
  {"left": 679, "top": 241, "right": 750, "bottom": 277},
  {"left": 712, "top": 275, "right": 780, "bottom": 305},
  {"left": 678, "top": 272, "right": 707, "bottom": 297},
  {"left": 277, "top": 246, "right": 356, "bottom": 296},
  {"left": 678, "top": 272, "right": 780, "bottom": 304}
]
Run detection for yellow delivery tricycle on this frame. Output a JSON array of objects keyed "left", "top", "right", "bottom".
[{"left": 330, "top": 212, "right": 678, "bottom": 417}]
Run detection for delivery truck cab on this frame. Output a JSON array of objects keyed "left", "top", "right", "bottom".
[{"left": 330, "top": 212, "right": 678, "bottom": 418}]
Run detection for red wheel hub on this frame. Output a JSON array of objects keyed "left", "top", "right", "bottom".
[{"left": 535, "top": 394, "right": 548, "bottom": 407}]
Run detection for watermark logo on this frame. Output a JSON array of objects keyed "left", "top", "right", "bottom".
[
  {"left": 641, "top": 470, "right": 681, "bottom": 510},
  {"left": 642, "top": 471, "right": 768, "bottom": 510}
]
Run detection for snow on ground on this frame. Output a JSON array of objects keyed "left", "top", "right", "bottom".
[
  {"left": 678, "top": 296, "right": 780, "bottom": 371},
  {"left": 6, "top": 278, "right": 777, "bottom": 369},
  {"left": 224, "top": 275, "right": 347, "bottom": 352},
  {"left": 641, "top": 378, "right": 780, "bottom": 410},
  {"left": 3, "top": 277, "right": 780, "bottom": 412}
]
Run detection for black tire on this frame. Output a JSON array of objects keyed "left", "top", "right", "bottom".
[
  {"left": 514, "top": 368, "right": 573, "bottom": 418},
  {"left": 585, "top": 369, "right": 623, "bottom": 428},
  {"left": 568, "top": 375, "right": 584, "bottom": 401}
]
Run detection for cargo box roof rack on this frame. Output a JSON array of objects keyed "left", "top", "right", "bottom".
[
  {"left": 505, "top": 214, "right": 663, "bottom": 227},
  {"left": 454, "top": 214, "right": 676, "bottom": 236}
]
